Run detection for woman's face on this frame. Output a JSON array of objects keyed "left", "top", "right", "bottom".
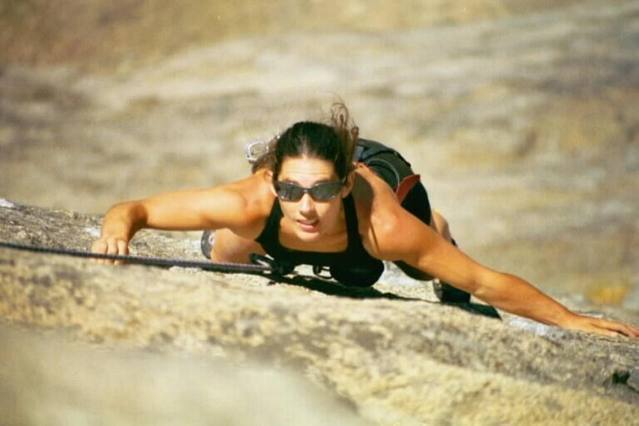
[{"left": 273, "top": 156, "right": 351, "bottom": 242}]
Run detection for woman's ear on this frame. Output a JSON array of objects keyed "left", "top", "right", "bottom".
[{"left": 341, "top": 169, "right": 356, "bottom": 198}]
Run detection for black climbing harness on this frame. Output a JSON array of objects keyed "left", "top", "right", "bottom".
[{"left": 0, "top": 240, "right": 292, "bottom": 277}]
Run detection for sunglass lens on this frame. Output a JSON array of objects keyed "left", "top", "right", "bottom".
[
  {"left": 309, "top": 182, "right": 342, "bottom": 201},
  {"left": 276, "top": 182, "right": 304, "bottom": 201},
  {"left": 275, "top": 181, "right": 343, "bottom": 201}
]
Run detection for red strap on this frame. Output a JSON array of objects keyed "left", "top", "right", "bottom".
[
  {"left": 357, "top": 163, "right": 420, "bottom": 203},
  {"left": 396, "top": 174, "right": 421, "bottom": 203}
]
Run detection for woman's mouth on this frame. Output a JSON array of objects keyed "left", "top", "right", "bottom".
[{"left": 297, "top": 219, "right": 319, "bottom": 233}]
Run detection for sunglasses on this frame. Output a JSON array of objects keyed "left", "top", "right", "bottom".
[{"left": 274, "top": 180, "right": 345, "bottom": 202}]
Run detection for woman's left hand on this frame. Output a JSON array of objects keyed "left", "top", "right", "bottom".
[{"left": 560, "top": 314, "right": 639, "bottom": 338}]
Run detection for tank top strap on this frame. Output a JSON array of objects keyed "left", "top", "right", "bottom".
[
  {"left": 255, "top": 199, "right": 285, "bottom": 258},
  {"left": 342, "top": 194, "right": 366, "bottom": 257}
]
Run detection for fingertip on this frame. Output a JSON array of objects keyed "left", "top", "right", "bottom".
[
  {"left": 116, "top": 240, "right": 128, "bottom": 252},
  {"left": 116, "top": 240, "right": 128, "bottom": 265},
  {"left": 91, "top": 240, "right": 106, "bottom": 253}
]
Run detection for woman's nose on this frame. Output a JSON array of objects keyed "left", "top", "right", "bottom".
[{"left": 299, "top": 193, "right": 315, "bottom": 215}]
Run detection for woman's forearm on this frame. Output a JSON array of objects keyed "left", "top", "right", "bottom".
[
  {"left": 473, "top": 271, "right": 639, "bottom": 337},
  {"left": 473, "top": 271, "right": 575, "bottom": 326}
]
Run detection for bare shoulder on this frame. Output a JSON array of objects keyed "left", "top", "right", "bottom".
[
  {"left": 220, "top": 169, "right": 275, "bottom": 215},
  {"left": 174, "top": 169, "right": 275, "bottom": 236},
  {"left": 221, "top": 167, "right": 274, "bottom": 207},
  {"left": 351, "top": 165, "right": 415, "bottom": 260}
]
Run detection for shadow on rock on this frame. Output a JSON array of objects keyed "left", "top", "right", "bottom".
[{"left": 274, "top": 272, "right": 502, "bottom": 319}]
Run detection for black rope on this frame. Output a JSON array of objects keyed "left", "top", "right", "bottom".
[{"left": 0, "top": 241, "right": 277, "bottom": 276}]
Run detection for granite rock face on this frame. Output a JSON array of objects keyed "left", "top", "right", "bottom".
[{"left": 1, "top": 200, "right": 638, "bottom": 425}]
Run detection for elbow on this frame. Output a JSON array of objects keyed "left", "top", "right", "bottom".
[
  {"left": 468, "top": 269, "right": 502, "bottom": 301},
  {"left": 471, "top": 283, "right": 489, "bottom": 301}
]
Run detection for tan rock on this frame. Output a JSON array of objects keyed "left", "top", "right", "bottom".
[{"left": 1, "top": 201, "right": 638, "bottom": 424}]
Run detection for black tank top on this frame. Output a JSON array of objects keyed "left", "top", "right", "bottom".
[{"left": 255, "top": 194, "right": 384, "bottom": 287}]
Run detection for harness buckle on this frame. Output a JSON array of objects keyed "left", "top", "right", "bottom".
[{"left": 249, "top": 253, "right": 295, "bottom": 276}]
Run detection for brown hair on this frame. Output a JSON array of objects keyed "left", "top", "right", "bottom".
[{"left": 252, "top": 102, "right": 359, "bottom": 181}]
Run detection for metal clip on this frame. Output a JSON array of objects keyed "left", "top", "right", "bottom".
[{"left": 244, "top": 140, "right": 269, "bottom": 164}]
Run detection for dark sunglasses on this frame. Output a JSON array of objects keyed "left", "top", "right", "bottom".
[{"left": 274, "top": 180, "right": 345, "bottom": 202}]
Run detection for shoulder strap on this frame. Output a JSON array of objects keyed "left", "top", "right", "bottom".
[
  {"left": 342, "top": 194, "right": 366, "bottom": 257},
  {"left": 354, "top": 138, "right": 397, "bottom": 162},
  {"left": 355, "top": 138, "right": 421, "bottom": 203},
  {"left": 255, "top": 200, "right": 285, "bottom": 258}
]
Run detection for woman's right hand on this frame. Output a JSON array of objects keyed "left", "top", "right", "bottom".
[
  {"left": 90, "top": 200, "right": 143, "bottom": 265},
  {"left": 90, "top": 235, "right": 129, "bottom": 265}
]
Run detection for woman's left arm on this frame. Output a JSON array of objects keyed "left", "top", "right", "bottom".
[
  {"left": 372, "top": 209, "right": 639, "bottom": 338},
  {"left": 469, "top": 268, "right": 639, "bottom": 337}
]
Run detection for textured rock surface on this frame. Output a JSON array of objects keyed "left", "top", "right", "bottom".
[{"left": 1, "top": 200, "right": 638, "bottom": 424}]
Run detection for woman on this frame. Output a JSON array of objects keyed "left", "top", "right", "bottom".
[{"left": 92, "top": 104, "right": 638, "bottom": 338}]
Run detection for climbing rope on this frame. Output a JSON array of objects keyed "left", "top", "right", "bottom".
[{"left": 0, "top": 240, "right": 289, "bottom": 276}]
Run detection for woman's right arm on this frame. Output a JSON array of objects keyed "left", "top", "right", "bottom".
[{"left": 91, "top": 180, "right": 263, "bottom": 261}]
